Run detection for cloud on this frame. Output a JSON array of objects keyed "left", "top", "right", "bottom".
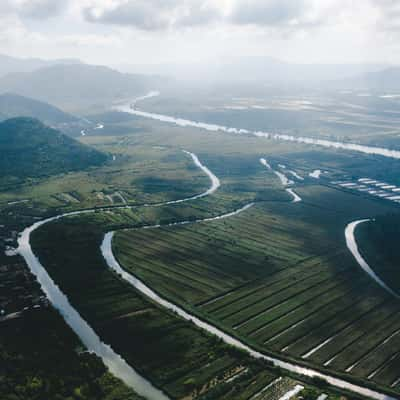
[
  {"left": 19, "top": 0, "right": 67, "bottom": 19},
  {"left": 0, "top": 0, "right": 67, "bottom": 19},
  {"left": 229, "top": 0, "right": 306, "bottom": 27},
  {"left": 83, "top": 0, "right": 221, "bottom": 31},
  {"left": 84, "top": 0, "right": 171, "bottom": 30},
  {"left": 370, "top": 0, "right": 400, "bottom": 31},
  {"left": 81, "top": 0, "right": 322, "bottom": 35}
]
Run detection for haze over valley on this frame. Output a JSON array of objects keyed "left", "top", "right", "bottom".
[{"left": 1, "top": 2, "right": 400, "bottom": 400}]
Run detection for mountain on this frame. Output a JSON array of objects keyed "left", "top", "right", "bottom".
[
  {"left": 0, "top": 64, "right": 165, "bottom": 112},
  {"left": 0, "top": 117, "right": 107, "bottom": 179},
  {"left": 0, "top": 93, "right": 78, "bottom": 125},
  {"left": 0, "top": 54, "right": 81, "bottom": 78},
  {"left": 339, "top": 67, "right": 400, "bottom": 92},
  {"left": 118, "top": 56, "right": 388, "bottom": 85}
]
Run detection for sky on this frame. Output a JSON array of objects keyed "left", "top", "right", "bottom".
[{"left": 0, "top": 0, "right": 400, "bottom": 67}]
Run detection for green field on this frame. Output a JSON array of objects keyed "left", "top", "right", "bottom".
[
  {"left": 108, "top": 143, "right": 400, "bottom": 396},
  {"left": 30, "top": 213, "right": 350, "bottom": 400},
  {"left": 3, "top": 103, "right": 400, "bottom": 399}
]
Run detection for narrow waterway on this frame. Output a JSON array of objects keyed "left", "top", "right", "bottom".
[
  {"left": 17, "top": 217, "right": 171, "bottom": 400},
  {"left": 345, "top": 220, "right": 400, "bottom": 299},
  {"left": 16, "top": 150, "right": 219, "bottom": 400},
  {"left": 260, "top": 158, "right": 302, "bottom": 203}
]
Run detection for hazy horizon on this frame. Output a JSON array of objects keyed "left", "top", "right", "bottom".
[{"left": 1, "top": 0, "right": 400, "bottom": 70}]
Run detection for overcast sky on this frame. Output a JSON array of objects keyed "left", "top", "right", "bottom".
[{"left": 0, "top": 0, "right": 399, "bottom": 66}]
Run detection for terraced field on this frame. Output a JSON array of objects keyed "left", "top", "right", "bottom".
[{"left": 113, "top": 177, "right": 400, "bottom": 396}]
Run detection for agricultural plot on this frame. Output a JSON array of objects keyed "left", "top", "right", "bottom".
[
  {"left": 114, "top": 179, "right": 400, "bottom": 396},
  {"left": 5, "top": 104, "right": 400, "bottom": 400},
  {"left": 0, "top": 145, "right": 211, "bottom": 213},
  {"left": 29, "top": 215, "right": 350, "bottom": 400},
  {"left": 330, "top": 177, "right": 400, "bottom": 205}
]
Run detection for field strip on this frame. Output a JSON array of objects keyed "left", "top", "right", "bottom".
[
  {"left": 346, "top": 328, "right": 400, "bottom": 372},
  {"left": 103, "top": 231, "right": 398, "bottom": 400},
  {"left": 368, "top": 353, "right": 400, "bottom": 380},
  {"left": 278, "top": 385, "right": 304, "bottom": 400},
  {"left": 114, "top": 99, "right": 400, "bottom": 159},
  {"left": 331, "top": 312, "right": 400, "bottom": 372},
  {"left": 278, "top": 297, "right": 388, "bottom": 357},
  {"left": 295, "top": 300, "right": 388, "bottom": 358},
  {"left": 202, "top": 251, "right": 345, "bottom": 313},
  {"left": 391, "top": 377, "right": 400, "bottom": 388},
  {"left": 233, "top": 273, "right": 346, "bottom": 331},
  {"left": 218, "top": 269, "right": 333, "bottom": 322},
  {"left": 196, "top": 283, "right": 252, "bottom": 308},
  {"left": 118, "top": 228, "right": 249, "bottom": 282},
  {"left": 224, "top": 367, "right": 248, "bottom": 383},
  {"left": 249, "top": 377, "right": 282, "bottom": 400},
  {"left": 243, "top": 278, "right": 354, "bottom": 337},
  {"left": 345, "top": 220, "right": 400, "bottom": 299},
  {"left": 310, "top": 306, "right": 399, "bottom": 365},
  {"left": 210, "top": 262, "right": 332, "bottom": 317},
  {"left": 118, "top": 246, "right": 222, "bottom": 292},
  {"left": 268, "top": 289, "right": 369, "bottom": 348}
]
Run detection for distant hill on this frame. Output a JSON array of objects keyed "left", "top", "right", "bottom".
[
  {"left": 119, "top": 56, "right": 388, "bottom": 85},
  {"left": 341, "top": 67, "right": 400, "bottom": 92},
  {"left": 0, "top": 53, "right": 81, "bottom": 77},
  {"left": 0, "top": 117, "right": 107, "bottom": 180},
  {"left": 0, "top": 64, "right": 165, "bottom": 111},
  {"left": 0, "top": 93, "right": 78, "bottom": 125}
]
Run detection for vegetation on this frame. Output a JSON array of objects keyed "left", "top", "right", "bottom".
[
  {"left": 0, "top": 308, "right": 143, "bottom": 400},
  {"left": 0, "top": 117, "right": 107, "bottom": 184},
  {"left": 113, "top": 178, "right": 400, "bottom": 394},
  {"left": 29, "top": 208, "right": 353, "bottom": 400},
  {"left": 2, "top": 92, "right": 400, "bottom": 399},
  {"left": 0, "top": 93, "right": 77, "bottom": 124}
]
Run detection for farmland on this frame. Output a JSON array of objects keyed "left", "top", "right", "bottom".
[
  {"left": 3, "top": 98, "right": 400, "bottom": 400},
  {"left": 29, "top": 213, "right": 348, "bottom": 400},
  {"left": 111, "top": 150, "right": 400, "bottom": 396}
]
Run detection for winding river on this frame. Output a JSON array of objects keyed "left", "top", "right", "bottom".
[
  {"left": 16, "top": 150, "right": 220, "bottom": 400},
  {"left": 17, "top": 215, "right": 170, "bottom": 400},
  {"left": 15, "top": 94, "right": 399, "bottom": 399}
]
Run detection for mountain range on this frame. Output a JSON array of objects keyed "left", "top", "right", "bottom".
[
  {"left": 0, "top": 54, "right": 81, "bottom": 78},
  {"left": 0, "top": 63, "right": 166, "bottom": 112}
]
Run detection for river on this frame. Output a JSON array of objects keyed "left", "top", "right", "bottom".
[{"left": 114, "top": 102, "right": 400, "bottom": 160}]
